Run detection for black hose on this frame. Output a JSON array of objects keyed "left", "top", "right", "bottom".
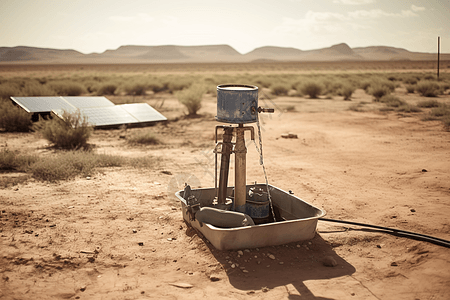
[{"left": 319, "top": 217, "right": 450, "bottom": 248}]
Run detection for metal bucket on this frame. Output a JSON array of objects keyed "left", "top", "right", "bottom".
[
  {"left": 216, "top": 84, "right": 258, "bottom": 124},
  {"left": 245, "top": 186, "right": 270, "bottom": 219}
]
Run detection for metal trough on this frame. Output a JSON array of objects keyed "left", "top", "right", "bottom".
[{"left": 175, "top": 184, "right": 326, "bottom": 250}]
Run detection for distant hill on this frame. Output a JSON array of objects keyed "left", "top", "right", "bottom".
[{"left": 0, "top": 43, "right": 448, "bottom": 64}]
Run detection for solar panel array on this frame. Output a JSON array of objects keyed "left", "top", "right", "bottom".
[{"left": 10, "top": 96, "right": 166, "bottom": 127}]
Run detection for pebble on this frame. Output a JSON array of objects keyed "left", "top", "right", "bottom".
[
  {"left": 322, "top": 256, "right": 337, "bottom": 267},
  {"left": 237, "top": 250, "right": 243, "bottom": 256},
  {"left": 231, "top": 264, "right": 236, "bottom": 269},
  {"left": 268, "top": 254, "right": 275, "bottom": 260},
  {"left": 279, "top": 262, "right": 284, "bottom": 265},
  {"left": 242, "top": 269, "right": 249, "bottom": 273},
  {"left": 391, "top": 262, "right": 398, "bottom": 267},
  {"left": 209, "top": 275, "right": 220, "bottom": 282}
]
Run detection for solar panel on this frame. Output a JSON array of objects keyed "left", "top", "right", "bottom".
[
  {"left": 119, "top": 103, "right": 167, "bottom": 122},
  {"left": 12, "top": 96, "right": 166, "bottom": 128},
  {"left": 53, "top": 106, "right": 138, "bottom": 127},
  {"left": 62, "top": 96, "right": 115, "bottom": 108},
  {"left": 11, "top": 96, "right": 75, "bottom": 113}
]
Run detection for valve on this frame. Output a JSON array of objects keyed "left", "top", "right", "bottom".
[
  {"left": 258, "top": 107, "right": 274, "bottom": 113},
  {"left": 251, "top": 106, "right": 275, "bottom": 115}
]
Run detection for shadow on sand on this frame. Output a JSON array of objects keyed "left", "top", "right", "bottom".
[{"left": 203, "top": 233, "right": 355, "bottom": 299}]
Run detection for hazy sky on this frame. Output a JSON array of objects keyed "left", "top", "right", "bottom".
[{"left": 1, "top": 0, "right": 449, "bottom": 54}]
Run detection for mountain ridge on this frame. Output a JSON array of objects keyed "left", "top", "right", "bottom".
[{"left": 0, "top": 43, "right": 447, "bottom": 63}]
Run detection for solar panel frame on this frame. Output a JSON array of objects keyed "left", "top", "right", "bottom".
[
  {"left": 11, "top": 96, "right": 76, "bottom": 113},
  {"left": 119, "top": 103, "right": 167, "bottom": 123}
]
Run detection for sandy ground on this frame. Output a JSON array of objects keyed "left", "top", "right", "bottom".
[{"left": 1, "top": 89, "right": 450, "bottom": 300}]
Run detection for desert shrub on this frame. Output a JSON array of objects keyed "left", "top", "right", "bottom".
[
  {"left": 33, "top": 110, "right": 93, "bottom": 150},
  {"left": 0, "top": 148, "right": 37, "bottom": 171},
  {"left": 0, "top": 83, "right": 21, "bottom": 100},
  {"left": 127, "top": 131, "right": 160, "bottom": 145},
  {"left": 204, "top": 84, "right": 218, "bottom": 97},
  {"left": 417, "top": 99, "right": 440, "bottom": 108},
  {"left": 429, "top": 104, "right": 450, "bottom": 118},
  {"left": 29, "top": 151, "right": 124, "bottom": 182},
  {"left": 416, "top": 81, "right": 440, "bottom": 97},
  {"left": 49, "top": 81, "right": 86, "bottom": 96},
  {"left": 124, "top": 83, "right": 147, "bottom": 95},
  {"left": 21, "top": 81, "right": 56, "bottom": 96},
  {"left": 253, "top": 76, "right": 272, "bottom": 88},
  {"left": 360, "top": 80, "right": 372, "bottom": 92},
  {"left": 369, "top": 84, "right": 391, "bottom": 101},
  {"left": 148, "top": 81, "right": 168, "bottom": 93},
  {"left": 271, "top": 82, "right": 290, "bottom": 96},
  {"left": 299, "top": 81, "right": 323, "bottom": 99},
  {"left": 127, "top": 155, "right": 158, "bottom": 169},
  {"left": 439, "top": 81, "right": 450, "bottom": 92},
  {"left": 167, "top": 78, "right": 193, "bottom": 93},
  {"left": 405, "top": 84, "right": 416, "bottom": 93},
  {"left": 0, "top": 101, "right": 32, "bottom": 132},
  {"left": 379, "top": 95, "right": 405, "bottom": 107},
  {"left": 97, "top": 83, "right": 117, "bottom": 95},
  {"left": 326, "top": 81, "right": 344, "bottom": 95},
  {"left": 176, "top": 84, "right": 205, "bottom": 115},
  {"left": 443, "top": 115, "right": 450, "bottom": 131},
  {"left": 339, "top": 84, "right": 356, "bottom": 100},
  {"left": 403, "top": 76, "right": 419, "bottom": 85},
  {"left": 396, "top": 104, "right": 422, "bottom": 113},
  {"left": 387, "top": 75, "right": 397, "bottom": 81}
]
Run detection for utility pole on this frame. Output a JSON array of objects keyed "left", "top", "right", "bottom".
[{"left": 437, "top": 36, "right": 440, "bottom": 80}]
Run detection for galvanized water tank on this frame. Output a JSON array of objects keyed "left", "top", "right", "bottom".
[{"left": 216, "top": 84, "right": 258, "bottom": 124}]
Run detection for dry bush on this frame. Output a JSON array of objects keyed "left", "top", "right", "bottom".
[
  {"left": 30, "top": 152, "right": 125, "bottom": 182},
  {"left": 167, "top": 77, "right": 193, "bottom": 93},
  {"left": 0, "top": 83, "right": 21, "bottom": 100},
  {"left": 416, "top": 81, "right": 441, "bottom": 97},
  {"left": 270, "top": 82, "right": 290, "bottom": 96},
  {"left": 379, "top": 95, "right": 406, "bottom": 107},
  {"left": 33, "top": 110, "right": 93, "bottom": 150},
  {"left": 176, "top": 84, "right": 205, "bottom": 115},
  {"left": 49, "top": 81, "right": 86, "bottom": 96},
  {"left": 21, "top": 81, "right": 56, "bottom": 96},
  {"left": 405, "top": 84, "right": 416, "bottom": 93},
  {"left": 298, "top": 81, "right": 323, "bottom": 99},
  {"left": 0, "top": 101, "right": 32, "bottom": 132},
  {"left": 124, "top": 83, "right": 147, "bottom": 95},
  {"left": 417, "top": 99, "right": 440, "bottom": 108},
  {"left": 339, "top": 84, "right": 356, "bottom": 100},
  {"left": 148, "top": 80, "right": 168, "bottom": 93},
  {"left": 127, "top": 131, "right": 160, "bottom": 145},
  {"left": 97, "top": 83, "right": 117, "bottom": 95},
  {"left": 369, "top": 84, "right": 391, "bottom": 101},
  {"left": 0, "top": 148, "right": 37, "bottom": 171}
]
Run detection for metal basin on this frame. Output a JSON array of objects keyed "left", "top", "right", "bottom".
[{"left": 175, "top": 184, "right": 326, "bottom": 250}]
